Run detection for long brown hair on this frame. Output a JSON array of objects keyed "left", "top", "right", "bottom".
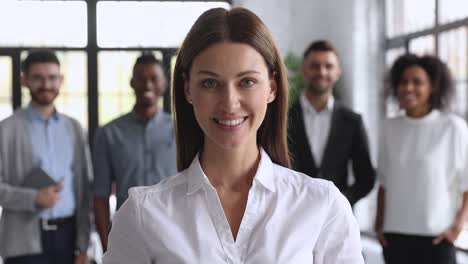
[{"left": 172, "top": 7, "right": 290, "bottom": 171}]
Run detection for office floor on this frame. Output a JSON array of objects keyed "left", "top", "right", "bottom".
[{"left": 1, "top": 234, "right": 468, "bottom": 263}]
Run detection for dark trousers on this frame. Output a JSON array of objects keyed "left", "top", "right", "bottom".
[
  {"left": 5, "top": 219, "right": 76, "bottom": 264},
  {"left": 383, "top": 233, "right": 457, "bottom": 264}
]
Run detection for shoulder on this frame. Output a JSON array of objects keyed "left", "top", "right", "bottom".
[
  {"left": 60, "top": 114, "right": 86, "bottom": 139},
  {"left": 61, "top": 113, "right": 84, "bottom": 129},
  {"left": 273, "top": 164, "right": 337, "bottom": 202},
  {"left": 287, "top": 101, "right": 304, "bottom": 131},
  {"left": 443, "top": 112, "right": 467, "bottom": 129},
  {"left": 437, "top": 112, "right": 468, "bottom": 140},
  {"left": 0, "top": 108, "right": 26, "bottom": 126},
  {"left": 102, "top": 113, "right": 133, "bottom": 129},
  {"left": 335, "top": 103, "right": 362, "bottom": 122},
  {"left": 159, "top": 111, "right": 173, "bottom": 121},
  {"left": 1, "top": 109, "right": 28, "bottom": 139},
  {"left": 128, "top": 170, "right": 188, "bottom": 205},
  {"left": 95, "top": 113, "right": 134, "bottom": 138},
  {"left": 288, "top": 101, "right": 302, "bottom": 117},
  {"left": 158, "top": 111, "right": 174, "bottom": 128}
]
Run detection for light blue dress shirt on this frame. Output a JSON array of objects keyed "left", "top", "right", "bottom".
[
  {"left": 93, "top": 110, "right": 177, "bottom": 209},
  {"left": 26, "top": 104, "right": 75, "bottom": 219}
]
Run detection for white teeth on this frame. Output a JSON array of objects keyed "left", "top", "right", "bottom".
[{"left": 217, "top": 118, "right": 245, "bottom": 126}]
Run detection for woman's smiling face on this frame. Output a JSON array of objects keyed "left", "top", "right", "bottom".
[{"left": 184, "top": 42, "right": 277, "bottom": 151}]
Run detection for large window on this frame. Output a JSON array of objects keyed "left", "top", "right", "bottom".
[
  {"left": 439, "top": 27, "right": 468, "bottom": 116},
  {"left": 385, "top": 0, "right": 436, "bottom": 37},
  {"left": 386, "top": 0, "right": 468, "bottom": 117},
  {"left": 439, "top": 0, "right": 468, "bottom": 24},
  {"left": 97, "top": 1, "right": 230, "bottom": 48},
  {"left": 0, "top": 1, "right": 87, "bottom": 47},
  {"left": 409, "top": 34, "right": 436, "bottom": 56},
  {"left": 0, "top": 0, "right": 230, "bottom": 137}
]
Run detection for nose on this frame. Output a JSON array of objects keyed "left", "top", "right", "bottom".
[
  {"left": 315, "top": 65, "right": 326, "bottom": 77},
  {"left": 317, "top": 65, "right": 327, "bottom": 77},
  {"left": 219, "top": 83, "right": 241, "bottom": 112},
  {"left": 143, "top": 79, "right": 154, "bottom": 90},
  {"left": 43, "top": 78, "right": 55, "bottom": 90}
]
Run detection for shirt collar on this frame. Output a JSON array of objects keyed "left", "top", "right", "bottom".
[
  {"left": 186, "top": 148, "right": 276, "bottom": 195},
  {"left": 26, "top": 103, "right": 60, "bottom": 122},
  {"left": 300, "top": 93, "right": 334, "bottom": 114},
  {"left": 130, "top": 109, "right": 161, "bottom": 125}
]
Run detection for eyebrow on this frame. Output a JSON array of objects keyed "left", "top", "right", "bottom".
[{"left": 196, "top": 70, "right": 261, "bottom": 77}]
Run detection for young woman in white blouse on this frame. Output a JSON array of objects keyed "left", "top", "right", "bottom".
[
  {"left": 375, "top": 54, "right": 468, "bottom": 264},
  {"left": 103, "top": 7, "right": 363, "bottom": 264}
]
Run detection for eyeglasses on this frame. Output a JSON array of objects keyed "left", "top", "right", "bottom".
[{"left": 28, "top": 74, "right": 61, "bottom": 85}]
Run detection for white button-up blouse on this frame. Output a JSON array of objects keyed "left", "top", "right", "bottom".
[{"left": 103, "top": 149, "right": 364, "bottom": 264}]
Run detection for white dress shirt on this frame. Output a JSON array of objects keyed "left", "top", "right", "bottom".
[
  {"left": 103, "top": 149, "right": 364, "bottom": 264},
  {"left": 379, "top": 110, "right": 468, "bottom": 236},
  {"left": 300, "top": 93, "right": 334, "bottom": 166}
]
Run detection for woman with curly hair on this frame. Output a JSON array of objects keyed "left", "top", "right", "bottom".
[{"left": 375, "top": 53, "right": 468, "bottom": 264}]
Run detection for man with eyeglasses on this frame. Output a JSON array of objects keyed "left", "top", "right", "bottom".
[{"left": 0, "top": 49, "right": 92, "bottom": 264}]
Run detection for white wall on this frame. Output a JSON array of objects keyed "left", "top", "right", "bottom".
[{"left": 233, "top": 0, "right": 386, "bottom": 231}]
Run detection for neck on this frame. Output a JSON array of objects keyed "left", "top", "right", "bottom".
[
  {"left": 200, "top": 142, "right": 260, "bottom": 192},
  {"left": 305, "top": 90, "right": 331, "bottom": 112},
  {"left": 30, "top": 101, "right": 55, "bottom": 119},
  {"left": 406, "top": 106, "right": 431, "bottom": 118},
  {"left": 134, "top": 104, "right": 158, "bottom": 121}
]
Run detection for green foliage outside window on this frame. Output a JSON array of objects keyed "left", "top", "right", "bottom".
[{"left": 284, "top": 52, "right": 304, "bottom": 108}]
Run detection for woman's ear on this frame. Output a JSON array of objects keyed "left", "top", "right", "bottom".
[{"left": 267, "top": 77, "right": 278, "bottom": 103}]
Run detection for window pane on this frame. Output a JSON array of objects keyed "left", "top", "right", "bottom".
[
  {"left": 386, "top": 0, "right": 435, "bottom": 37},
  {"left": 21, "top": 51, "right": 88, "bottom": 128},
  {"left": 384, "top": 48, "right": 407, "bottom": 118},
  {"left": 439, "top": 0, "right": 468, "bottom": 24},
  {"left": 98, "top": 51, "right": 163, "bottom": 125},
  {"left": 0, "top": 57, "right": 12, "bottom": 98},
  {"left": 439, "top": 27, "right": 468, "bottom": 117},
  {"left": 97, "top": 1, "right": 230, "bottom": 48},
  {"left": 385, "top": 47, "right": 406, "bottom": 68},
  {"left": 0, "top": 57, "right": 12, "bottom": 120},
  {"left": 99, "top": 95, "right": 135, "bottom": 125},
  {"left": 439, "top": 27, "right": 467, "bottom": 81},
  {"left": 451, "top": 81, "right": 468, "bottom": 117},
  {"left": 409, "top": 35, "right": 435, "bottom": 56},
  {"left": 0, "top": 100, "right": 11, "bottom": 121},
  {"left": 0, "top": 1, "right": 87, "bottom": 47}
]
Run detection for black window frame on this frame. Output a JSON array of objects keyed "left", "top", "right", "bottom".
[{"left": 0, "top": 0, "right": 231, "bottom": 142}]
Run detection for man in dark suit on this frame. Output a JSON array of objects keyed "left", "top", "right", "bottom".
[{"left": 288, "top": 40, "right": 375, "bottom": 206}]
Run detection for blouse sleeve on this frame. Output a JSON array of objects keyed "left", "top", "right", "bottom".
[
  {"left": 454, "top": 117, "right": 468, "bottom": 193},
  {"left": 313, "top": 183, "right": 364, "bottom": 264},
  {"left": 377, "top": 120, "right": 388, "bottom": 188},
  {"left": 103, "top": 188, "right": 153, "bottom": 264}
]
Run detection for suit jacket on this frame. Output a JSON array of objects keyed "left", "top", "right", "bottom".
[
  {"left": 288, "top": 100, "right": 375, "bottom": 206},
  {"left": 0, "top": 108, "right": 92, "bottom": 258}
]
